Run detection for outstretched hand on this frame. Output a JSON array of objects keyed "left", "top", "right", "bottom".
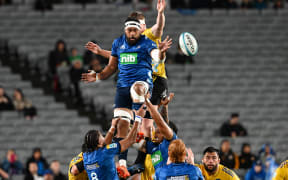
[
  {"left": 85, "top": 41, "right": 102, "bottom": 55},
  {"left": 158, "top": 36, "right": 172, "bottom": 53},
  {"left": 160, "top": 92, "right": 175, "bottom": 106},
  {"left": 81, "top": 70, "right": 97, "bottom": 83},
  {"left": 157, "top": 0, "right": 166, "bottom": 13}
]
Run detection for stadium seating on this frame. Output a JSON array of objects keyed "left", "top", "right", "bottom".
[
  {"left": 0, "top": 61, "right": 100, "bottom": 173},
  {"left": 1, "top": 3, "right": 288, "bottom": 178}
]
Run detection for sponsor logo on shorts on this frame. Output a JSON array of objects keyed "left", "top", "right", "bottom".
[
  {"left": 120, "top": 53, "right": 138, "bottom": 64},
  {"left": 167, "top": 175, "right": 189, "bottom": 180}
]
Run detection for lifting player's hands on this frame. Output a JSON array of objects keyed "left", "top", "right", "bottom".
[
  {"left": 85, "top": 41, "right": 102, "bottom": 55},
  {"left": 186, "top": 148, "right": 195, "bottom": 165},
  {"left": 135, "top": 103, "right": 147, "bottom": 118},
  {"left": 81, "top": 70, "right": 97, "bottom": 83},
  {"left": 160, "top": 92, "right": 175, "bottom": 106},
  {"left": 111, "top": 117, "right": 120, "bottom": 128},
  {"left": 157, "top": 0, "right": 166, "bottom": 13},
  {"left": 158, "top": 36, "right": 172, "bottom": 53}
]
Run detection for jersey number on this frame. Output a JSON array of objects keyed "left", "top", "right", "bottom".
[{"left": 91, "top": 172, "right": 98, "bottom": 180}]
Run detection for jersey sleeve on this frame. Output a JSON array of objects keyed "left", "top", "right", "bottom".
[
  {"left": 146, "top": 40, "right": 158, "bottom": 56},
  {"left": 144, "top": 28, "right": 159, "bottom": 41},
  {"left": 103, "top": 142, "right": 121, "bottom": 157},
  {"left": 75, "top": 160, "right": 85, "bottom": 173},
  {"left": 111, "top": 39, "right": 119, "bottom": 57},
  {"left": 165, "top": 132, "right": 178, "bottom": 142},
  {"left": 195, "top": 166, "right": 205, "bottom": 180},
  {"left": 273, "top": 167, "right": 285, "bottom": 180},
  {"left": 146, "top": 141, "right": 157, "bottom": 154},
  {"left": 232, "top": 171, "right": 240, "bottom": 180},
  {"left": 154, "top": 168, "right": 160, "bottom": 180}
]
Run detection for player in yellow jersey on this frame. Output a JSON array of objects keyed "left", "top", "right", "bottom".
[
  {"left": 273, "top": 160, "right": 288, "bottom": 180},
  {"left": 196, "top": 147, "right": 240, "bottom": 180},
  {"left": 68, "top": 152, "right": 88, "bottom": 180}
]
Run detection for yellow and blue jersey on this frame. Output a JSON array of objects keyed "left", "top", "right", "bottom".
[
  {"left": 273, "top": 160, "right": 288, "bottom": 180},
  {"left": 196, "top": 164, "right": 240, "bottom": 180},
  {"left": 141, "top": 155, "right": 155, "bottom": 180},
  {"left": 142, "top": 28, "right": 167, "bottom": 80},
  {"left": 83, "top": 142, "right": 121, "bottom": 180},
  {"left": 68, "top": 152, "right": 88, "bottom": 180},
  {"left": 111, "top": 34, "right": 157, "bottom": 88},
  {"left": 155, "top": 163, "right": 204, "bottom": 180}
]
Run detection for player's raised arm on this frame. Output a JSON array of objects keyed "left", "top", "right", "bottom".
[
  {"left": 81, "top": 55, "right": 118, "bottom": 83},
  {"left": 145, "top": 95, "right": 173, "bottom": 140},
  {"left": 151, "top": 0, "right": 166, "bottom": 38},
  {"left": 85, "top": 41, "right": 111, "bottom": 59},
  {"left": 160, "top": 92, "right": 174, "bottom": 124},
  {"left": 104, "top": 118, "right": 120, "bottom": 145}
]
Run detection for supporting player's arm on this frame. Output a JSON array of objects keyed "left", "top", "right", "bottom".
[
  {"left": 151, "top": 0, "right": 166, "bottom": 38},
  {"left": 104, "top": 118, "right": 120, "bottom": 145},
  {"left": 160, "top": 92, "right": 174, "bottom": 124},
  {"left": 85, "top": 41, "right": 111, "bottom": 59},
  {"left": 119, "top": 105, "right": 145, "bottom": 152},
  {"left": 119, "top": 119, "right": 140, "bottom": 152},
  {"left": 81, "top": 56, "right": 118, "bottom": 82},
  {"left": 145, "top": 96, "right": 173, "bottom": 140}
]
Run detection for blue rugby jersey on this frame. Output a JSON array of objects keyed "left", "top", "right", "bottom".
[
  {"left": 111, "top": 34, "right": 157, "bottom": 89},
  {"left": 83, "top": 142, "right": 121, "bottom": 180}
]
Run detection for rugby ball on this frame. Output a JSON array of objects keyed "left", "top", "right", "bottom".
[{"left": 179, "top": 32, "right": 198, "bottom": 56}]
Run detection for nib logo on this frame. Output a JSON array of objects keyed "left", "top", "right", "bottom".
[{"left": 120, "top": 53, "right": 138, "bottom": 64}]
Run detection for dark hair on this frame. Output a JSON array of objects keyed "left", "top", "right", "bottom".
[
  {"left": 55, "top": 39, "right": 67, "bottom": 52},
  {"left": 33, "top": 147, "right": 41, "bottom": 154},
  {"left": 51, "top": 160, "right": 59, "bottom": 163},
  {"left": 220, "top": 139, "right": 230, "bottom": 146},
  {"left": 125, "top": 17, "right": 140, "bottom": 24},
  {"left": 241, "top": 143, "right": 251, "bottom": 153},
  {"left": 83, "top": 130, "right": 100, "bottom": 152},
  {"left": 203, "top": 146, "right": 220, "bottom": 157},
  {"left": 231, "top": 113, "right": 239, "bottom": 118},
  {"left": 168, "top": 121, "right": 178, "bottom": 135},
  {"left": 14, "top": 88, "right": 25, "bottom": 99},
  {"left": 128, "top": 11, "right": 145, "bottom": 20}
]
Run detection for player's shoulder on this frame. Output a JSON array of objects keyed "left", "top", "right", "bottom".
[
  {"left": 113, "top": 34, "right": 125, "bottom": 44},
  {"left": 69, "top": 152, "right": 83, "bottom": 166},
  {"left": 142, "top": 34, "right": 157, "bottom": 45},
  {"left": 219, "top": 165, "right": 239, "bottom": 179},
  {"left": 279, "top": 160, "right": 288, "bottom": 168},
  {"left": 195, "top": 164, "right": 204, "bottom": 172},
  {"left": 143, "top": 28, "right": 159, "bottom": 41}
]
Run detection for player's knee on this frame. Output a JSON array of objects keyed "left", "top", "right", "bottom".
[
  {"left": 130, "top": 81, "right": 149, "bottom": 103},
  {"left": 114, "top": 109, "right": 132, "bottom": 122}
]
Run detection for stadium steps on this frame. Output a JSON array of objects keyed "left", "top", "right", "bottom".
[{"left": 0, "top": 62, "right": 99, "bottom": 173}]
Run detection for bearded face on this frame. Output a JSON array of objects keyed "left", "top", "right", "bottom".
[
  {"left": 125, "top": 27, "right": 141, "bottom": 46},
  {"left": 202, "top": 152, "right": 220, "bottom": 173}
]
